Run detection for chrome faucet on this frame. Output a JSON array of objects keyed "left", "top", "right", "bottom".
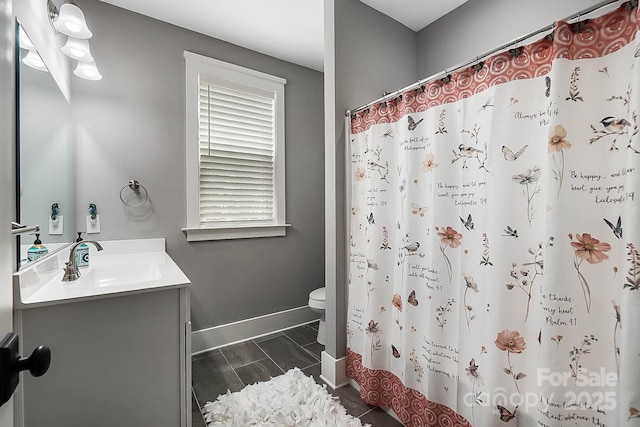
[{"left": 62, "top": 240, "right": 103, "bottom": 282}]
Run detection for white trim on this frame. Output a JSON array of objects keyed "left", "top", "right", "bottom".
[
  {"left": 182, "top": 224, "right": 290, "bottom": 242},
  {"left": 184, "top": 51, "right": 286, "bottom": 85},
  {"left": 323, "top": 0, "right": 338, "bottom": 358},
  {"left": 191, "top": 306, "right": 318, "bottom": 354},
  {"left": 185, "top": 55, "right": 200, "bottom": 232},
  {"left": 179, "top": 288, "right": 191, "bottom": 427},
  {"left": 184, "top": 51, "right": 287, "bottom": 241},
  {"left": 320, "top": 351, "right": 348, "bottom": 389}
]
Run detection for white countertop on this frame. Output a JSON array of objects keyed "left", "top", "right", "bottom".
[{"left": 14, "top": 238, "right": 190, "bottom": 309}]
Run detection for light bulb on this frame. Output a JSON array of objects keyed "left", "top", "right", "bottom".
[{"left": 64, "top": 22, "right": 82, "bottom": 34}]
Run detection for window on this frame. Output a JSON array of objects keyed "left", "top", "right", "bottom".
[{"left": 183, "top": 52, "right": 288, "bottom": 241}]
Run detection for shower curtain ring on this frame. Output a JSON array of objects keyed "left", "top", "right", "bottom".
[
  {"left": 472, "top": 57, "right": 484, "bottom": 72},
  {"left": 441, "top": 69, "right": 451, "bottom": 84}
]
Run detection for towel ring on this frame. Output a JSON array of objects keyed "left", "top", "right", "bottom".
[{"left": 119, "top": 179, "right": 149, "bottom": 207}]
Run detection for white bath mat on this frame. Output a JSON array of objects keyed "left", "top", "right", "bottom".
[{"left": 201, "top": 368, "right": 371, "bottom": 426}]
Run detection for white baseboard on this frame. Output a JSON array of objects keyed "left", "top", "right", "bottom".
[
  {"left": 191, "top": 306, "right": 318, "bottom": 354},
  {"left": 320, "top": 351, "right": 348, "bottom": 389}
]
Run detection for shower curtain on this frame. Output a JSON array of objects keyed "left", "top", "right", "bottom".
[{"left": 346, "top": 5, "right": 640, "bottom": 427}]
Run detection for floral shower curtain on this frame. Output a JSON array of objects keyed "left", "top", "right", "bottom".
[{"left": 346, "top": 5, "right": 640, "bottom": 427}]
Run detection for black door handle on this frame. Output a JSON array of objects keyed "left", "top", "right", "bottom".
[
  {"left": 0, "top": 333, "right": 51, "bottom": 407},
  {"left": 16, "top": 345, "right": 51, "bottom": 377}
]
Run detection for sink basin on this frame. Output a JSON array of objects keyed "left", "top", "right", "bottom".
[
  {"left": 90, "top": 263, "right": 162, "bottom": 288},
  {"left": 14, "top": 238, "right": 190, "bottom": 308},
  {"left": 86, "top": 251, "right": 165, "bottom": 287}
]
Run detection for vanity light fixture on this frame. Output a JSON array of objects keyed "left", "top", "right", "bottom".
[
  {"left": 61, "top": 37, "right": 94, "bottom": 62},
  {"left": 22, "top": 50, "right": 48, "bottom": 72},
  {"left": 48, "top": 0, "right": 102, "bottom": 81},
  {"left": 73, "top": 60, "right": 102, "bottom": 81}
]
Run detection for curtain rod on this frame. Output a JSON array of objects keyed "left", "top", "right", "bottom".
[{"left": 346, "top": 0, "right": 627, "bottom": 116}]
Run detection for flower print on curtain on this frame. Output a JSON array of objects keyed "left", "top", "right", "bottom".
[
  {"left": 569, "top": 232, "right": 612, "bottom": 313},
  {"left": 549, "top": 124, "right": 572, "bottom": 197},
  {"left": 346, "top": 5, "right": 640, "bottom": 427}
]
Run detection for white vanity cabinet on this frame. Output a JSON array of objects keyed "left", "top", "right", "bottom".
[{"left": 13, "top": 239, "right": 191, "bottom": 427}]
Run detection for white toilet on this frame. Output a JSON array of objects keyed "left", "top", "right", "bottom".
[{"left": 308, "top": 287, "right": 326, "bottom": 345}]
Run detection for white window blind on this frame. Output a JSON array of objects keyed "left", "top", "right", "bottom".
[{"left": 198, "top": 82, "right": 276, "bottom": 224}]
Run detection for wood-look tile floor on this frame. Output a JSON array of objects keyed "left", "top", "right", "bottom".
[{"left": 191, "top": 322, "right": 404, "bottom": 426}]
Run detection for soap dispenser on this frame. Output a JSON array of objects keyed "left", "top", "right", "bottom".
[
  {"left": 75, "top": 232, "right": 89, "bottom": 268},
  {"left": 27, "top": 234, "right": 48, "bottom": 262}
]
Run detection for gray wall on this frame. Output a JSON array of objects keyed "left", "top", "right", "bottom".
[
  {"left": 335, "top": 0, "right": 418, "bottom": 109},
  {"left": 324, "top": 0, "right": 417, "bottom": 358},
  {"left": 417, "top": 0, "right": 604, "bottom": 77},
  {"left": 72, "top": 0, "right": 325, "bottom": 332}
]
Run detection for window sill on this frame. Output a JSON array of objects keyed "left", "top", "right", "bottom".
[{"left": 182, "top": 224, "right": 291, "bottom": 242}]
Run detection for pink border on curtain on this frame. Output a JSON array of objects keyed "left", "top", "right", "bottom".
[
  {"left": 346, "top": 349, "right": 472, "bottom": 427},
  {"left": 350, "top": 5, "right": 639, "bottom": 134}
]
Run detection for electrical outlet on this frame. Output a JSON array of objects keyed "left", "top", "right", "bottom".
[
  {"left": 86, "top": 214, "right": 100, "bottom": 234},
  {"left": 49, "top": 215, "right": 63, "bottom": 235}
]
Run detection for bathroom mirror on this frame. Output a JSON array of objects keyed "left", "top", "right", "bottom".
[{"left": 17, "top": 22, "right": 75, "bottom": 268}]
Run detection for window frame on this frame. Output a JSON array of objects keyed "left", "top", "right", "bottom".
[{"left": 183, "top": 51, "right": 288, "bottom": 241}]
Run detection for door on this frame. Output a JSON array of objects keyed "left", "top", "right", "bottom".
[{"left": 0, "top": 0, "right": 17, "bottom": 425}]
